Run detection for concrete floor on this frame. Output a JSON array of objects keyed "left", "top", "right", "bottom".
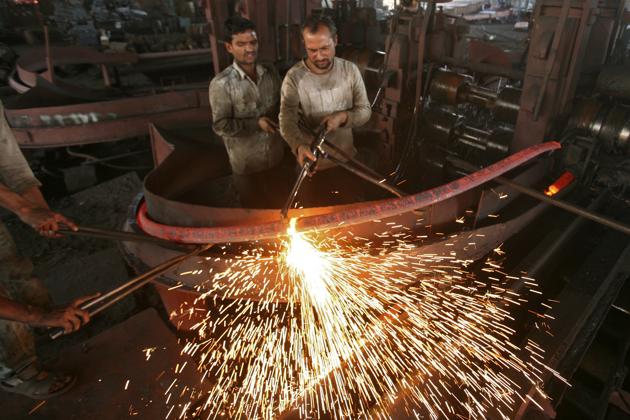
[{"left": 0, "top": 309, "right": 204, "bottom": 420}]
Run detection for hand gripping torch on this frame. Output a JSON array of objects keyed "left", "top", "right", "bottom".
[{"left": 280, "top": 128, "right": 327, "bottom": 219}]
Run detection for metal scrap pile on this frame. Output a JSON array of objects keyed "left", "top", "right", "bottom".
[{"left": 0, "top": 0, "right": 208, "bottom": 52}]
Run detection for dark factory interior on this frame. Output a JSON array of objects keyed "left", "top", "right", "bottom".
[{"left": 0, "top": 0, "right": 629, "bottom": 418}]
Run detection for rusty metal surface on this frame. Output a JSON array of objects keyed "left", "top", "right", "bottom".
[
  {"left": 15, "top": 46, "right": 213, "bottom": 87},
  {"left": 144, "top": 124, "right": 478, "bottom": 229},
  {"left": 437, "top": 55, "right": 525, "bottom": 80},
  {"left": 571, "top": 98, "right": 605, "bottom": 132},
  {"left": 513, "top": 242, "right": 630, "bottom": 419},
  {"left": 429, "top": 70, "right": 470, "bottom": 105},
  {"left": 6, "top": 89, "right": 207, "bottom": 127},
  {"left": 149, "top": 123, "right": 176, "bottom": 167},
  {"left": 475, "top": 160, "right": 548, "bottom": 222},
  {"left": 12, "top": 106, "right": 209, "bottom": 148},
  {"left": 6, "top": 89, "right": 209, "bottom": 148},
  {"left": 596, "top": 65, "right": 630, "bottom": 99},
  {"left": 468, "top": 39, "right": 516, "bottom": 71},
  {"left": 203, "top": 0, "right": 230, "bottom": 75},
  {"left": 8, "top": 75, "right": 119, "bottom": 105},
  {"left": 513, "top": 0, "right": 622, "bottom": 151},
  {"left": 121, "top": 191, "right": 552, "bottom": 325}
]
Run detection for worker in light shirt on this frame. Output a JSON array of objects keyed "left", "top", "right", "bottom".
[{"left": 279, "top": 14, "right": 372, "bottom": 207}]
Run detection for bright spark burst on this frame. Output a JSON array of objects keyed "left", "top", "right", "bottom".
[{"left": 171, "top": 220, "right": 558, "bottom": 419}]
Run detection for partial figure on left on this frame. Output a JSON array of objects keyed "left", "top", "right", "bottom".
[{"left": 0, "top": 100, "right": 98, "bottom": 399}]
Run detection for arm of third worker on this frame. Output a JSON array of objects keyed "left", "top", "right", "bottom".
[
  {"left": 0, "top": 294, "right": 97, "bottom": 333},
  {"left": 321, "top": 63, "right": 372, "bottom": 133},
  {"left": 0, "top": 183, "right": 77, "bottom": 237},
  {"left": 0, "top": 104, "right": 77, "bottom": 237}
]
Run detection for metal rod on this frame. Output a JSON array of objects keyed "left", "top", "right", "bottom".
[
  {"left": 496, "top": 175, "right": 630, "bottom": 236},
  {"left": 280, "top": 129, "right": 327, "bottom": 219},
  {"left": 322, "top": 140, "right": 384, "bottom": 180},
  {"left": 324, "top": 153, "right": 405, "bottom": 198},
  {"left": 281, "top": 162, "right": 312, "bottom": 219},
  {"left": 82, "top": 244, "right": 210, "bottom": 311},
  {"left": 532, "top": 0, "right": 571, "bottom": 120},
  {"left": 50, "top": 244, "right": 212, "bottom": 339},
  {"left": 452, "top": 157, "right": 630, "bottom": 236},
  {"left": 526, "top": 189, "right": 609, "bottom": 277},
  {"left": 508, "top": 188, "right": 607, "bottom": 296},
  {"left": 58, "top": 225, "right": 191, "bottom": 249},
  {"left": 437, "top": 56, "right": 524, "bottom": 80},
  {"left": 43, "top": 25, "right": 54, "bottom": 83}
]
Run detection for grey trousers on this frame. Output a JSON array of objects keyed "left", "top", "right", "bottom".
[{"left": 0, "top": 221, "right": 50, "bottom": 379}]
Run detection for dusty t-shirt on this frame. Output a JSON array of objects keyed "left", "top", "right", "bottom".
[
  {"left": 209, "top": 62, "right": 285, "bottom": 175},
  {"left": 279, "top": 57, "right": 371, "bottom": 170}
]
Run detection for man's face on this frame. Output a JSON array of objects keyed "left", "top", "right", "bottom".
[
  {"left": 303, "top": 26, "right": 337, "bottom": 71},
  {"left": 225, "top": 30, "right": 258, "bottom": 65}
]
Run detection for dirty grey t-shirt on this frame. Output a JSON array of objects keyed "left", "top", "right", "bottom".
[
  {"left": 279, "top": 57, "right": 371, "bottom": 171},
  {"left": 209, "top": 62, "right": 285, "bottom": 175},
  {"left": 0, "top": 101, "right": 40, "bottom": 194}
]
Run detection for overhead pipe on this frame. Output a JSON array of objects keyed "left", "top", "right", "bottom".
[{"left": 136, "top": 142, "right": 561, "bottom": 244}]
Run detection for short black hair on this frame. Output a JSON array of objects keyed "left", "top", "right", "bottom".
[
  {"left": 301, "top": 14, "right": 337, "bottom": 38},
  {"left": 224, "top": 15, "right": 256, "bottom": 42}
]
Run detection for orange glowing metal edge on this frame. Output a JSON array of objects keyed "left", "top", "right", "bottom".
[{"left": 545, "top": 171, "right": 576, "bottom": 197}]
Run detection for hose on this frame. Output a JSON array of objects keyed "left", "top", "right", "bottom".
[{"left": 137, "top": 142, "right": 561, "bottom": 244}]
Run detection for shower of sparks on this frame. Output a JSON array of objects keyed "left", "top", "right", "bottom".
[{"left": 169, "top": 219, "right": 560, "bottom": 419}]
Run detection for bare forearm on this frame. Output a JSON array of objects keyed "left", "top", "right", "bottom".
[
  {"left": 20, "top": 185, "right": 49, "bottom": 209},
  {"left": 0, "top": 182, "right": 75, "bottom": 234},
  {"left": 0, "top": 295, "right": 42, "bottom": 325},
  {"left": 0, "top": 294, "right": 93, "bottom": 332},
  {"left": 0, "top": 182, "right": 32, "bottom": 217}
]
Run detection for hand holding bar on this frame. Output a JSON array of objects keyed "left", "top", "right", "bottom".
[{"left": 50, "top": 244, "right": 213, "bottom": 339}]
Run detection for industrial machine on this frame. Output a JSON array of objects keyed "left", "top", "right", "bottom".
[
  {"left": 4, "top": 0, "right": 629, "bottom": 418},
  {"left": 116, "top": 1, "right": 630, "bottom": 419}
]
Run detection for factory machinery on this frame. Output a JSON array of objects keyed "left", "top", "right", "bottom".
[
  {"left": 113, "top": 0, "right": 630, "bottom": 418},
  {"left": 23, "top": 0, "right": 622, "bottom": 418},
  {"left": 116, "top": 1, "right": 630, "bottom": 418}
]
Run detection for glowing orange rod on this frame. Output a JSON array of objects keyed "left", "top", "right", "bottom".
[
  {"left": 451, "top": 159, "right": 630, "bottom": 236},
  {"left": 544, "top": 171, "right": 576, "bottom": 197}
]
